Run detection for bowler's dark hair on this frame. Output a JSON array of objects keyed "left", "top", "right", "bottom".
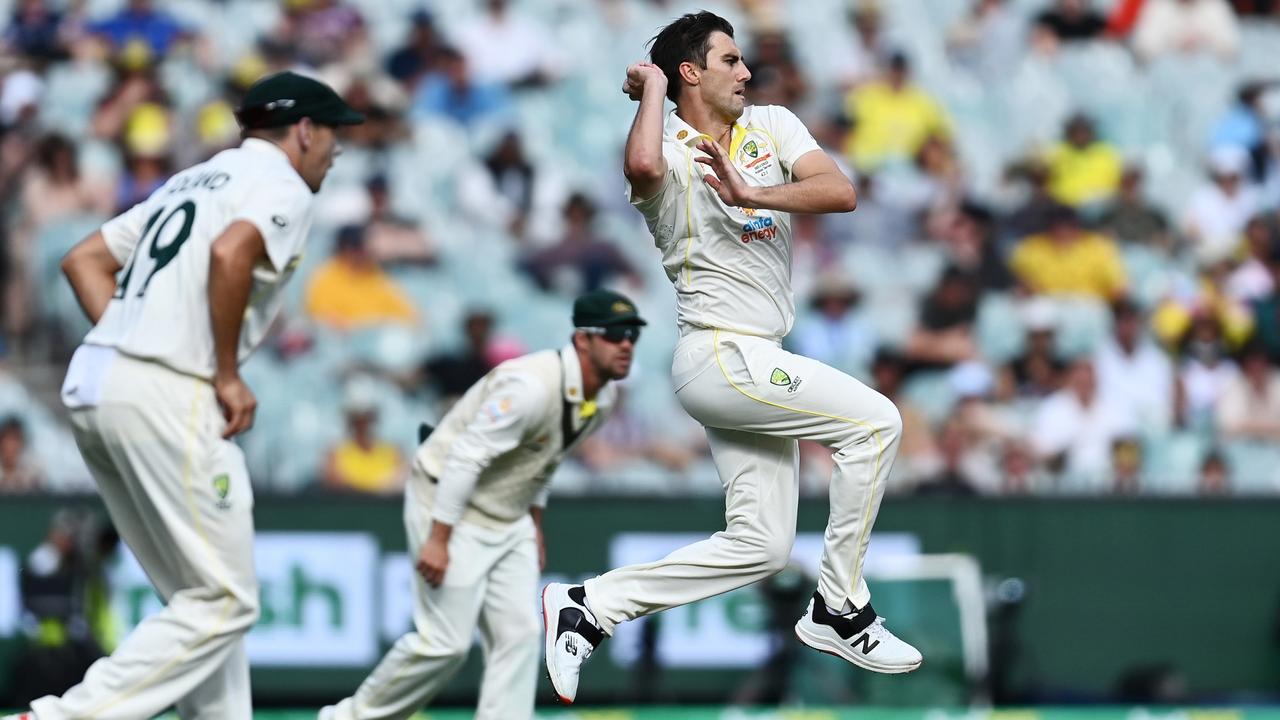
[{"left": 649, "top": 11, "right": 735, "bottom": 102}]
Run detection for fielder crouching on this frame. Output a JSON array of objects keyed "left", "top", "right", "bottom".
[{"left": 321, "top": 289, "right": 645, "bottom": 720}]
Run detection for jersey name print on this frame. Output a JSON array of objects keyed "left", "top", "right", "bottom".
[{"left": 84, "top": 139, "right": 313, "bottom": 379}]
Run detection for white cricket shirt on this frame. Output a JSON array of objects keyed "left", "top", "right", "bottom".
[
  {"left": 84, "top": 138, "right": 314, "bottom": 379},
  {"left": 629, "top": 106, "right": 821, "bottom": 339}
]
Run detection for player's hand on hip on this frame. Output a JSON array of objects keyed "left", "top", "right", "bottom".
[
  {"left": 695, "top": 139, "right": 755, "bottom": 208},
  {"left": 417, "top": 537, "right": 449, "bottom": 588},
  {"left": 213, "top": 374, "right": 257, "bottom": 439},
  {"left": 623, "top": 62, "right": 665, "bottom": 101}
]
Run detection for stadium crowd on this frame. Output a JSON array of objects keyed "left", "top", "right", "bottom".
[{"left": 2, "top": 0, "right": 1280, "bottom": 497}]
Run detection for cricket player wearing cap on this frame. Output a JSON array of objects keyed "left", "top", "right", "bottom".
[
  {"left": 7, "top": 72, "right": 363, "bottom": 720},
  {"left": 320, "top": 290, "right": 645, "bottom": 720},
  {"left": 542, "top": 11, "right": 921, "bottom": 704}
]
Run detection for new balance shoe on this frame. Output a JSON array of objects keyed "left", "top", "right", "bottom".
[
  {"left": 794, "top": 591, "right": 923, "bottom": 673},
  {"left": 542, "top": 583, "right": 606, "bottom": 704},
  {"left": 2, "top": 713, "right": 34, "bottom": 720}
]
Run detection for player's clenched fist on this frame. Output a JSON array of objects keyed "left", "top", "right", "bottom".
[
  {"left": 623, "top": 62, "right": 666, "bottom": 101},
  {"left": 417, "top": 535, "right": 450, "bottom": 588},
  {"left": 214, "top": 374, "right": 257, "bottom": 439}
]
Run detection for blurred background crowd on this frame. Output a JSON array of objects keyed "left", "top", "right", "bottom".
[{"left": 2, "top": 0, "right": 1280, "bottom": 499}]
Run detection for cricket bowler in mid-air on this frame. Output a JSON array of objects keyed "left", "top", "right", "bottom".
[
  {"left": 543, "top": 11, "right": 921, "bottom": 704},
  {"left": 7, "top": 72, "right": 363, "bottom": 720}
]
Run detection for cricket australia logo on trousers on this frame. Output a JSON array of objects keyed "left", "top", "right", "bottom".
[
  {"left": 770, "top": 368, "right": 802, "bottom": 393},
  {"left": 213, "top": 474, "right": 231, "bottom": 510}
]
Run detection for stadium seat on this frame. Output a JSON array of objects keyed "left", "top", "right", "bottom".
[
  {"left": 1237, "top": 21, "right": 1280, "bottom": 82},
  {"left": 1053, "top": 296, "right": 1112, "bottom": 358},
  {"left": 901, "top": 370, "right": 957, "bottom": 426},
  {"left": 975, "top": 292, "right": 1026, "bottom": 364},
  {"left": 1141, "top": 430, "right": 1208, "bottom": 495},
  {"left": 1222, "top": 440, "right": 1280, "bottom": 495}
]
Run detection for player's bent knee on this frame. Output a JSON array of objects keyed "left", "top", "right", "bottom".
[
  {"left": 832, "top": 394, "right": 902, "bottom": 449},
  {"left": 881, "top": 401, "right": 903, "bottom": 440},
  {"left": 760, "top": 541, "right": 794, "bottom": 575},
  {"left": 413, "top": 629, "right": 472, "bottom": 663},
  {"left": 225, "top": 592, "right": 261, "bottom": 633},
  {"left": 741, "top": 534, "right": 794, "bottom": 576},
  {"left": 439, "top": 647, "right": 471, "bottom": 666},
  {"left": 495, "top": 629, "right": 542, "bottom": 655}
]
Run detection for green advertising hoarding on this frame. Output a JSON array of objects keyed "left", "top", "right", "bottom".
[{"left": 2, "top": 496, "right": 1279, "bottom": 706}]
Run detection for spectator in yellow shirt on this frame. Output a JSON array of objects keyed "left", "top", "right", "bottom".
[
  {"left": 845, "top": 52, "right": 950, "bottom": 170},
  {"left": 322, "top": 377, "right": 407, "bottom": 495},
  {"left": 1011, "top": 205, "right": 1128, "bottom": 300},
  {"left": 1045, "top": 114, "right": 1123, "bottom": 208},
  {"left": 304, "top": 224, "right": 419, "bottom": 330}
]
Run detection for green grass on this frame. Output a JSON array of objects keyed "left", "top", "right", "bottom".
[{"left": 7, "top": 708, "right": 1271, "bottom": 720}]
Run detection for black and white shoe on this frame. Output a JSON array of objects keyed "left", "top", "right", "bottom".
[
  {"left": 542, "top": 583, "right": 606, "bottom": 704},
  {"left": 794, "top": 591, "right": 923, "bottom": 673}
]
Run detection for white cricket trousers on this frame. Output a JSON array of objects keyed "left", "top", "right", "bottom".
[
  {"left": 584, "top": 329, "right": 901, "bottom": 634},
  {"left": 328, "top": 475, "right": 541, "bottom": 720},
  {"left": 34, "top": 348, "right": 259, "bottom": 720}
]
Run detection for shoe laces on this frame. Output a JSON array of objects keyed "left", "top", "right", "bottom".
[{"left": 863, "top": 615, "right": 893, "bottom": 640}]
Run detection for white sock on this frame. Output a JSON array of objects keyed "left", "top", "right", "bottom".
[{"left": 825, "top": 600, "right": 855, "bottom": 616}]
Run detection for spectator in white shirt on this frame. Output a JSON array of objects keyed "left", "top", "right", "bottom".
[
  {"left": 1225, "top": 216, "right": 1277, "bottom": 302},
  {"left": 1178, "top": 313, "right": 1239, "bottom": 431},
  {"left": 1094, "top": 298, "right": 1176, "bottom": 432},
  {"left": 1216, "top": 343, "right": 1280, "bottom": 441},
  {"left": 1132, "top": 0, "right": 1240, "bottom": 62},
  {"left": 1183, "top": 146, "right": 1259, "bottom": 264},
  {"left": 1031, "top": 358, "right": 1140, "bottom": 487},
  {"left": 451, "top": 0, "right": 560, "bottom": 88}
]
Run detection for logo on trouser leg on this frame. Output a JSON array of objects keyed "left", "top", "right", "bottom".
[
  {"left": 770, "top": 368, "right": 802, "bottom": 393},
  {"left": 213, "top": 474, "right": 231, "bottom": 510}
]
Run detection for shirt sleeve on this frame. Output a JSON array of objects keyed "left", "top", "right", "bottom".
[
  {"left": 100, "top": 201, "right": 154, "bottom": 265},
  {"left": 627, "top": 141, "right": 689, "bottom": 210},
  {"left": 231, "top": 177, "right": 313, "bottom": 272},
  {"left": 432, "top": 373, "right": 547, "bottom": 525},
  {"left": 767, "top": 105, "right": 822, "bottom": 175}
]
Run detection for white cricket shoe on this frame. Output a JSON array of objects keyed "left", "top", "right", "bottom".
[
  {"left": 2, "top": 713, "right": 34, "bottom": 720},
  {"left": 317, "top": 706, "right": 334, "bottom": 720},
  {"left": 794, "top": 591, "right": 923, "bottom": 673},
  {"left": 542, "top": 583, "right": 606, "bottom": 704}
]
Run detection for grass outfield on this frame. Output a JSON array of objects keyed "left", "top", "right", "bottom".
[{"left": 7, "top": 708, "right": 1273, "bottom": 720}]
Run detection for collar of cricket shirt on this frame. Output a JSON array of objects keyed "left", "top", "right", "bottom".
[
  {"left": 559, "top": 343, "right": 616, "bottom": 420},
  {"left": 665, "top": 107, "right": 754, "bottom": 160}
]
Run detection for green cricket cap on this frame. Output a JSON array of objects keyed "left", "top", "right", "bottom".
[
  {"left": 234, "top": 71, "right": 365, "bottom": 129},
  {"left": 573, "top": 290, "right": 647, "bottom": 328}
]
